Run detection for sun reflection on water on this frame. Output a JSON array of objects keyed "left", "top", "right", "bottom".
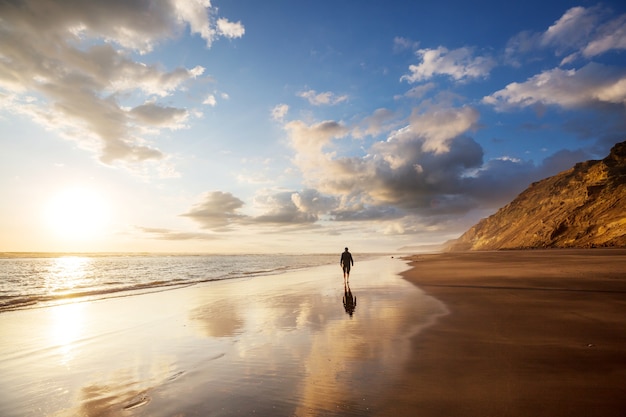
[{"left": 45, "top": 256, "right": 92, "bottom": 295}]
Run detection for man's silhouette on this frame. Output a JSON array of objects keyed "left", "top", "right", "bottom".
[{"left": 340, "top": 247, "right": 354, "bottom": 280}]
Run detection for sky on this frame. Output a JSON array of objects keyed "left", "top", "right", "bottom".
[{"left": 1, "top": 0, "right": 626, "bottom": 254}]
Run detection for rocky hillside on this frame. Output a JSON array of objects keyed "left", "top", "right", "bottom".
[{"left": 447, "top": 141, "right": 626, "bottom": 251}]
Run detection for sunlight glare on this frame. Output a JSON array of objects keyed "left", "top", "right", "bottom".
[
  {"left": 45, "top": 187, "right": 110, "bottom": 240},
  {"left": 49, "top": 302, "right": 86, "bottom": 365}
]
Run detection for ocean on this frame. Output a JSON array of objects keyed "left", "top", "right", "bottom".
[{"left": 0, "top": 253, "right": 343, "bottom": 312}]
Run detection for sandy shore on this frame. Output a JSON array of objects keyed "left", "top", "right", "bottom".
[
  {"left": 0, "top": 257, "right": 446, "bottom": 417},
  {"left": 2, "top": 250, "right": 625, "bottom": 416},
  {"left": 384, "top": 249, "right": 626, "bottom": 417}
]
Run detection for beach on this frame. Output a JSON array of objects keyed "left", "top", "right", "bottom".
[
  {"left": 0, "top": 256, "right": 445, "bottom": 417},
  {"left": 389, "top": 249, "right": 626, "bottom": 417},
  {"left": 1, "top": 250, "right": 625, "bottom": 416}
]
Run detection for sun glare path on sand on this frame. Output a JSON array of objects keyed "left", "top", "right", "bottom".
[{"left": 45, "top": 187, "right": 110, "bottom": 241}]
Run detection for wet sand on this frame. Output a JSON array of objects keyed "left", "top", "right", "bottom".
[
  {"left": 0, "top": 257, "right": 446, "bottom": 417},
  {"left": 385, "top": 249, "right": 626, "bottom": 417}
]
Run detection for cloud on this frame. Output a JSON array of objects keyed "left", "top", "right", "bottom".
[
  {"left": 351, "top": 108, "right": 399, "bottom": 139},
  {"left": 393, "top": 36, "right": 419, "bottom": 53},
  {"left": 298, "top": 89, "right": 348, "bottom": 106},
  {"left": 129, "top": 103, "right": 189, "bottom": 128},
  {"left": 401, "top": 46, "right": 496, "bottom": 83},
  {"left": 275, "top": 101, "right": 604, "bottom": 227},
  {"left": 401, "top": 82, "right": 436, "bottom": 99},
  {"left": 216, "top": 17, "right": 246, "bottom": 39},
  {"left": 173, "top": 0, "right": 245, "bottom": 48},
  {"left": 406, "top": 106, "right": 480, "bottom": 154},
  {"left": 137, "top": 227, "right": 220, "bottom": 241},
  {"left": 271, "top": 104, "right": 289, "bottom": 121},
  {"left": 0, "top": 0, "right": 243, "bottom": 173},
  {"left": 253, "top": 189, "right": 336, "bottom": 224},
  {"left": 505, "top": 6, "right": 626, "bottom": 64},
  {"left": 203, "top": 95, "right": 217, "bottom": 106},
  {"left": 181, "top": 191, "right": 247, "bottom": 230},
  {"left": 483, "top": 63, "right": 626, "bottom": 110},
  {"left": 582, "top": 14, "right": 626, "bottom": 57},
  {"left": 285, "top": 120, "right": 350, "bottom": 154},
  {"left": 180, "top": 188, "right": 339, "bottom": 230},
  {"left": 281, "top": 106, "right": 485, "bottom": 219},
  {"left": 540, "top": 6, "right": 601, "bottom": 53}
]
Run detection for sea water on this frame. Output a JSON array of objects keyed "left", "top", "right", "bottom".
[{"left": 0, "top": 253, "right": 345, "bottom": 312}]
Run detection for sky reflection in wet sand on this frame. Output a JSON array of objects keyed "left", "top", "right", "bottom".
[{"left": 0, "top": 257, "right": 446, "bottom": 416}]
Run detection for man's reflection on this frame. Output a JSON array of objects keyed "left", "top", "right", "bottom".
[{"left": 343, "top": 281, "right": 357, "bottom": 317}]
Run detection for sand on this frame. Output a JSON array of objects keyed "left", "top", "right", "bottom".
[
  {"left": 386, "top": 249, "right": 626, "bottom": 417},
  {"left": 1, "top": 250, "right": 625, "bottom": 416},
  {"left": 0, "top": 257, "right": 445, "bottom": 417}
]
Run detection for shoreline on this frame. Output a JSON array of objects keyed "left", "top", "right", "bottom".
[
  {"left": 0, "top": 257, "right": 443, "bottom": 417},
  {"left": 384, "top": 248, "right": 626, "bottom": 417}
]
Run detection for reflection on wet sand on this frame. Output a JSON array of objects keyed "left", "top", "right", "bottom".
[
  {"left": 1, "top": 258, "right": 447, "bottom": 417},
  {"left": 190, "top": 299, "right": 244, "bottom": 338},
  {"left": 343, "top": 281, "right": 357, "bottom": 317},
  {"left": 293, "top": 275, "right": 444, "bottom": 416}
]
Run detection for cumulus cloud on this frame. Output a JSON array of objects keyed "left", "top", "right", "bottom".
[
  {"left": 253, "top": 189, "right": 337, "bottom": 224},
  {"left": 351, "top": 108, "right": 399, "bottom": 139},
  {"left": 483, "top": 63, "right": 626, "bottom": 110},
  {"left": 179, "top": 188, "right": 339, "bottom": 230},
  {"left": 271, "top": 101, "right": 601, "bottom": 227},
  {"left": 280, "top": 106, "right": 486, "bottom": 219},
  {"left": 0, "top": 0, "right": 243, "bottom": 173},
  {"left": 298, "top": 89, "right": 348, "bottom": 106},
  {"left": 181, "top": 191, "right": 247, "bottom": 230},
  {"left": 401, "top": 46, "right": 496, "bottom": 83}
]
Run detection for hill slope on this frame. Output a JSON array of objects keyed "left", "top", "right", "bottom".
[{"left": 447, "top": 141, "right": 626, "bottom": 251}]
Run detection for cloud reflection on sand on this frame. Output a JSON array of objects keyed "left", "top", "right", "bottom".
[
  {"left": 186, "top": 258, "right": 447, "bottom": 416},
  {"left": 1, "top": 258, "right": 446, "bottom": 417}
]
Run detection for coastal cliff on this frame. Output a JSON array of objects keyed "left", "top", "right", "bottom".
[{"left": 447, "top": 141, "right": 626, "bottom": 251}]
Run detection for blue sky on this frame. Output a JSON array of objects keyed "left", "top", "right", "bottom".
[{"left": 1, "top": 0, "right": 625, "bottom": 253}]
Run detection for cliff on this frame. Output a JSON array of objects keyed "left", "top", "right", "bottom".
[{"left": 447, "top": 141, "right": 626, "bottom": 251}]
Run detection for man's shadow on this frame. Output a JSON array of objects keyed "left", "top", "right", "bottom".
[{"left": 343, "top": 280, "right": 357, "bottom": 317}]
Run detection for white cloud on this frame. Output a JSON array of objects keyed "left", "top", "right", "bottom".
[
  {"left": 406, "top": 106, "right": 480, "bottom": 154},
  {"left": 298, "top": 89, "right": 348, "bottom": 106},
  {"left": 271, "top": 104, "right": 289, "bottom": 121},
  {"left": 204, "top": 94, "right": 217, "bottom": 106},
  {"left": 540, "top": 6, "right": 600, "bottom": 52},
  {"left": 484, "top": 63, "right": 626, "bottom": 110},
  {"left": 506, "top": 6, "right": 626, "bottom": 64},
  {"left": 582, "top": 14, "right": 626, "bottom": 57},
  {"left": 401, "top": 46, "right": 496, "bottom": 83},
  {"left": 216, "top": 17, "right": 246, "bottom": 39},
  {"left": 0, "top": 0, "right": 243, "bottom": 174},
  {"left": 181, "top": 191, "right": 247, "bottom": 230}
]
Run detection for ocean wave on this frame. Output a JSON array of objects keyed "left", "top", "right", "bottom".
[{"left": 0, "top": 253, "right": 341, "bottom": 313}]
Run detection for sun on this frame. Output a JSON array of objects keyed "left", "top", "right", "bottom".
[{"left": 45, "top": 187, "right": 110, "bottom": 241}]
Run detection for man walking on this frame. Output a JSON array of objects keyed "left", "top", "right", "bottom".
[{"left": 340, "top": 247, "right": 354, "bottom": 280}]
